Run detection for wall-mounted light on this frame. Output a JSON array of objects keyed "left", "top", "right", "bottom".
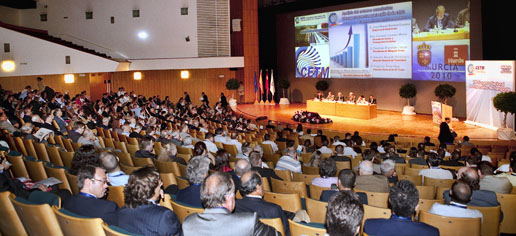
[
  {"left": 138, "top": 31, "right": 148, "bottom": 40},
  {"left": 180, "top": 70, "right": 190, "bottom": 79},
  {"left": 1, "top": 60, "right": 15, "bottom": 72},
  {"left": 133, "top": 72, "right": 142, "bottom": 80},
  {"left": 64, "top": 74, "right": 75, "bottom": 83}
]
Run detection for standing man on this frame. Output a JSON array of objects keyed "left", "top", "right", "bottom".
[
  {"left": 238, "top": 82, "right": 245, "bottom": 103},
  {"left": 220, "top": 93, "right": 228, "bottom": 108},
  {"left": 202, "top": 92, "right": 209, "bottom": 106}
]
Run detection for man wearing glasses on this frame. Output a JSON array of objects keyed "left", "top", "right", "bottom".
[{"left": 63, "top": 165, "right": 119, "bottom": 225}]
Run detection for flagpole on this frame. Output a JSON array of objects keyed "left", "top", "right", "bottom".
[{"left": 270, "top": 69, "right": 276, "bottom": 105}]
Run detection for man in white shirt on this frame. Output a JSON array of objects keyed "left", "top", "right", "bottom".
[
  {"left": 261, "top": 134, "right": 278, "bottom": 153},
  {"left": 342, "top": 140, "right": 358, "bottom": 158},
  {"left": 275, "top": 149, "right": 302, "bottom": 173},
  {"left": 331, "top": 136, "right": 346, "bottom": 146},
  {"left": 318, "top": 140, "right": 332, "bottom": 154},
  {"left": 203, "top": 133, "right": 219, "bottom": 154},
  {"left": 419, "top": 153, "right": 453, "bottom": 184},
  {"left": 236, "top": 142, "right": 252, "bottom": 160},
  {"left": 429, "top": 181, "right": 483, "bottom": 219},
  {"left": 226, "top": 133, "right": 242, "bottom": 154},
  {"left": 214, "top": 128, "right": 228, "bottom": 144}
]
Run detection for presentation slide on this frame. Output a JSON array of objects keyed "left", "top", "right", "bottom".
[{"left": 294, "top": 13, "right": 331, "bottom": 78}]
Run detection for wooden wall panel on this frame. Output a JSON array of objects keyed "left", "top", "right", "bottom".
[
  {"left": 242, "top": 0, "right": 260, "bottom": 103},
  {"left": 110, "top": 69, "right": 236, "bottom": 106},
  {"left": 0, "top": 73, "right": 90, "bottom": 96},
  {"left": 89, "top": 73, "right": 110, "bottom": 102}
]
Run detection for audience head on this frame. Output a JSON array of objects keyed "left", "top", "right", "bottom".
[
  {"left": 77, "top": 165, "right": 107, "bottom": 198},
  {"left": 235, "top": 159, "right": 251, "bottom": 177},
  {"left": 466, "top": 154, "right": 481, "bottom": 167},
  {"left": 426, "top": 153, "right": 440, "bottom": 167},
  {"left": 201, "top": 172, "right": 235, "bottom": 210},
  {"left": 70, "top": 144, "right": 100, "bottom": 175},
  {"left": 463, "top": 136, "right": 470, "bottom": 142},
  {"left": 381, "top": 159, "right": 395, "bottom": 177},
  {"left": 239, "top": 171, "right": 263, "bottom": 196},
  {"left": 73, "top": 121, "right": 86, "bottom": 134},
  {"left": 186, "top": 156, "right": 211, "bottom": 184},
  {"left": 319, "top": 158, "right": 337, "bottom": 178},
  {"left": 140, "top": 140, "right": 154, "bottom": 152},
  {"left": 359, "top": 161, "right": 373, "bottom": 176},
  {"left": 362, "top": 149, "right": 374, "bottom": 161},
  {"left": 286, "top": 148, "right": 297, "bottom": 159},
  {"left": 326, "top": 191, "right": 364, "bottom": 236},
  {"left": 99, "top": 152, "right": 120, "bottom": 173},
  {"left": 248, "top": 151, "right": 262, "bottom": 167},
  {"left": 214, "top": 149, "right": 231, "bottom": 171},
  {"left": 450, "top": 180, "right": 472, "bottom": 204},
  {"left": 322, "top": 139, "right": 329, "bottom": 147},
  {"left": 335, "top": 145, "right": 344, "bottom": 155},
  {"left": 389, "top": 180, "right": 419, "bottom": 218},
  {"left": 124, "top": 166, "right": 162, "bottom": 208},
  {"left": 408, "top": 147, "right": 417, "bottom": 158},
  {"left": 458, "top": 167, "right": 480, "bottom": 190},
  {"left": 194, "top": 141, "right": 207, "bottom": 156},
  {"left": 477, "top": 161, "right": 495, "bottom": 177},
  {"left": 241, "top": 142, "right": 251, "bottom": 154},
  {"left": 337, "top": 169, "right": 356, "bottom": 190}
]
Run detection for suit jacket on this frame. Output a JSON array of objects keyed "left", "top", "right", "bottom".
[
  {"left": 54, "top": 116, "right": 68, "bottom": 134},
  {"left": 116, "top": 204, "right": 181, "bottom": 236},
  {"left": 0, "top": 120, "right": 19, "bottom": 133},
  {"left": 424, "top": 13, "right": 455, "bottom": 31},
  {"left": 252, "top": 166, "right": 283, "bottom": 187},
  {"left": 62, "top": 194, "right": 118, "bottom": 225},
  {"left": 176, "top": 184, "right": 203, "bottom": 208},
  {"left": 330, "top": 155, "right": 351, "bottom": 163},
  {"left": 134, "top": 150, "right": 157, "bottom": 159},
  {"left": 183, "top": 208, "right": 279, "bottom": 236},
  {"left": 364, "top": 215, "right": 439, "bottom": 236},
  {"left": 235, "top": 196, "right": 290, "bottom": 236},
  {"left": 320, "top": 190, "right": 368, "bottom": 205},
  {"left": 443, "top": 189, "right": 499, "bottom": 207},
  {"left": 355, "top": 175, "right": 390, "bottom": 193},
  {"left": 67, "top": 130, "right": 82, "bottom": 143}
]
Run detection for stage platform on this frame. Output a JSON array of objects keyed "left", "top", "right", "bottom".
[{"left": 233, "top": 103, "right": 499, "bottom": 141}]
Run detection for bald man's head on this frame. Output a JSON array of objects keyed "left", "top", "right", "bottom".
[
  {"left": 458, "top": 167, "right": 480, "bottom": 190},
  {"left": 239, "top": 171, "right": 263, "bottom": 196},
  {"left": 235, "top": 159, "right": 251, "bottom": 177},
  {"left": 359, "top": 161, "right": 373, "bottom": 176},
  {"left": 201, "top": 172, "right": 235, "bottom": 209},
  {"left": 450, "top": 181, "right": 472, "bottom": 204}
]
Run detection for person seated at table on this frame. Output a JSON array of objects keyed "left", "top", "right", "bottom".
[
  {"left": 456, "top": 2, "right": 470, "bottom": 28},
  {"left": 336, "top": 92, "right": 345, "bottom": 102},
  {"left": 356, "top": 95, "right": 367, "bottom": 104},
  {"left": 369, "top": 95, "right": 377, "bottom": 104},
  {"left": 424, "top": 5, "right": 455, "bottom": 32},
  {"left": 314, "top": 91, "right": 324, "bottom": 100},
  {"left": 347, "top": 92, "right": 356, "bottom": 103},
  {"left": 326, "top": 91, "right": 335, "bottom": 101}
]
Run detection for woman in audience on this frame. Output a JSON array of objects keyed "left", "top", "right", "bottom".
[
  {"left": 306, "top": 150, "right": 322, "bottom": 167},
  {"left": 77, "top": 129, "right": 102, "bottom": 149},
  {"left": 212, "top": 149, "right": 232, "bottom": 172},
  {"left": 311, "top": 158, "right": 338, "bottom": 188},
  {"left": 117, "top": 166, "right": 181, "bottom": 235}
]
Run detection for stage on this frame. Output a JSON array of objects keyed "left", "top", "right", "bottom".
[{"left": 233, "top": 103, "right": 499, "bottom": 140}]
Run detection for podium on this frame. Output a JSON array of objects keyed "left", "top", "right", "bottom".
[{"left": 431, "top": 101, "right": 453, "bottom": 125}]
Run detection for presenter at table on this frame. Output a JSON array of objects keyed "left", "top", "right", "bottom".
[{"left": 424, "top": 5, "right": 455, "bottom": 32}]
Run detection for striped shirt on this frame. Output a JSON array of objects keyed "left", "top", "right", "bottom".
[{"left": 275, "top": 155, "right": 302, "bottom": 173}]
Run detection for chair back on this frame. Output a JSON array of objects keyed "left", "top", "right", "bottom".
[
  {"left": 120, "top": 163, "right": 139, "bottom": 175},
  {"left": 302, "top": 165, "right": 320, "bottom": 175},
  {"left": 103, "top": 138, "right": 116, "bottom": 150},
  {"left": 423, "top": 176, "right": 454, "bottom": 188},
  {"left": 0, "top": 192, "right": 27, "bottom": 236},
  {"left": 126, "top": 144, "right": 139, "bottom": 157},
  {"left": 159, "top": 193, "right": 173, "bottom": 211},
  {"left": 416, "top": 199, "right": 444, "bottom": 216},
  {"left": 177, "top": 146, "right": 194, "bottom": 155},
  {"left": 9, "top": 195, "right": 64, "bottom": 236},
  {"left": 496, "top": 193, "right": 516, "bottom": 234},
  {"left": 23, "top": 158, "right": 48, "bottom": 182},
  {"left": 415, "top": 185, "right": 436, "bottom": 200},
  {"left": 33, "top": 142, "right": 50, "bottom": 162},
  {"left": 27, "top": 191, "right": 61, "bottom": 207},
  {"left": 65, "top": 171, "right": 80, "bottom": 194},
  {"left": 271, "top": 178, "right": 308, "bottom": 198},
  {"left": 404, "top": 167, "right": 423, "bottom": 176},
  {"left": 309, "top": 184, "right": 330, "bottom": 200},
  {"left": 222, "top": 143, "right": 238, "bottom": 157},
  {"left": 132, "top": 156, "right": 154, "bottom": 167},
  {"left": 288, "top": 219, "right": 326, "bottom": 236},
  {"left": 71, "top": 142, "right": 82, "bottom": 152},
  {"left": 292, "top": 172, "right": 319, "bottom": 185},
  {"left": 58, "top": 149, "right": 74, "bottom": 169},
  {"left": 22, "top": 138, "right": 38, "bottom": 159},
  {"left": 356, "top": 189, "right": 389, "bottom": 208},
  {"left": 114, "top": 151, "right": 134, "bottom": 167},
  {"left": 160, "top": 172, "right": 178, "bottom": 189},
  {"left": 260, "top": 218, "right": 285, "bottom": 236},
  {"left": 127, "top": 137, "right": 139, "bottom": 146},
  {"left": 176, "top": 153, "right": 192, "bottom": 163},
  {"left": 62, "top": 138, "right": 74, "bottom": 152},
  {"left": 153, "top": 141, "right": 162, "bottom": 156},
  {"left": 395, "top": 163, "right": 406, "bottom": 175},
  {"left": 170, "top": 198, "right": 204, "bottom": 223},
  {"left": 178, "top": 163, "right": 188, "bottom": 177},
  {"left": 398, "top": 174, "right": 422, "bottom": 186},
  {"left": 54, "top": 135, "right": 64, "bottom": 148},
  {"left": 6, "top": 153, "right": 29, "bottom": 178},
  {"left": 419, "top": 210, "right": 481, "bottom": 236},
  {"left": 44, "top": 165, "right": 71, "bottom": 191},
  {"left": 263, "top": 192, "right": 302, "bottom": 213},
  {"left": 468, "top": 205, "right": 501, "bottom": 236},
  {"left": 107, "top": 186, "right": 125, "bottom": 208},
  {"left": 361, "top": 204, "right": 391, "bottom": 234},
  {"left": 305, "top": 198, "right": 328, "bottom": 223},
  {"left": 273, "top": 169, "right": 292, "bottom": 181},
  {"left": 45, "top": 144, "right": 64, "bottom": 166},
  {"left": 53, "top": 207, "right": 106, "bottom": 236},
  {"left": 155, "top": 160, "right": 181, "bottom": 177},
  {"left": 14, "top": 137, "right": 28, "bottom": 156},
  {"left": 261, "top": 143, "right": 274, "bottom": 155},
  {"left": 102, "top": 224, "right": 136, "bottom": 236},
  {"left": 435, "top": 186, "right": 449, "bottom": 200},
  {"left": 175, "top": 176, "right": 190, "bottom": 190},
  {"left": 261, "top": 177, "right": 271, "bottom": 192},
  {"left": 114, "top": 141, "right": 128, "bottom": 154}
]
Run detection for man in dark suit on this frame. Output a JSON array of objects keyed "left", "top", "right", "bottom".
[
  {"left": 424, "top": 5, "right": 455, "bottom": 32},
  {"left": 67, "top": 121, "right": 85, "bottom": 143},
  {"left": 330, "top": 145, "right": 351, "bottom": 163},
  {"left": 183, "top": 172, "right": 279, "bottom": 236},
  {"left": 220, "top": 93, "right": 228, "bottom": 108},
  {"left": 368, "top": 95, "right": 377, "bottom": 104},
  {"left": 176, "top": 156, "right": 211, "bottom": 208},
  {"left": 320, "top": 169, "right": 368, "bottom": 204},
  {"left": 134, "top": 140, "right": 157, "bottom": 159},
  {"left": 202, "top": 92, "right": 209, "bottom": 106},
  {"left": 249, "top": 151, "right": 282, "bottom": 185},
  {"left": 364, "top": 181, "right": 439, "bottom": 236},
  {"left": 355, "top": 161, "right": 390, "bottom": 193},
  {"left": 62, "top": 165, "right": 118, "bottom": 225},
  {"left": 443, "top": 167, "right": 499, "bottom": 207},
  {"left": 235, "top": 171, "right": 291, "bottom": 236}
]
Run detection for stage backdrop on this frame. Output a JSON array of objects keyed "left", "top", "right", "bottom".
[{"left": 465, "top": 60, "right": 515, "bottom": 129}]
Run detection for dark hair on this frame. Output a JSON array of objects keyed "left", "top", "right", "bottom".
[
  {"left": 194, "top": 141, "right": 207, "bottom": 156},
  {"left": 326, "top": 191, "right": 364, "bottom": 236},
  {"left": 466, "top": 154, "right": 481, "bottom": 166},
  {"left": 73, "top": 121, "right": 86, "bottom": 131},
  {"left": 213, "top": 149, "right": 230, "bottom": 171},
  {"left": 201, "top": 172, "right": 234, "bottom": 208},
  {"left": 477, "top": 161, "right": 494, "bottom": 176},
  {"left": 70, "top": 145, "right": 100, "bottom": 175},
  {"left": 338, "top": 169, "right": 356, "bottom": 189},
  {"left": 426, "top": 153, "right": 440, "bottom": 167},
  {"left": 124, "top": 166, "right": 161, "bottom": 208},
  {"left": 460, "top": 168, "right": 480, "bottom": 190},
  {"left": 408, "top": 147, "right": 417, "bottom": 158},
  {"left": 362, "top": 149, "right": 374, "bottom": 161},
  {"left": 319, "top": 158, "right": 337, "bottom": 178},
  {"left": 205, "top": 133, "right": 213, "bottom": 139},
  {"left": 389, "top": 180, "right": 419, "bottom": 217},
  {"left": 239, "top": 171, "right": 262, "bottom": 196},
  {"left": 286, "top": 139, "right": 295, "bottom": 148},
  {"left": 463, "top": 136, "right": 470, "bottom": 141},
  {"left": 335, "top": 145, "right": 344, "bottom": 154},
  {"left": 77, "top": 165, "right": 98, "bottom": 190},
  {"left": 451, "top": 180, "right": 472, "bottom": 204}
]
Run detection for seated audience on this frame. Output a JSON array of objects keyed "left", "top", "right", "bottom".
[
  {"left": 275, "top": 149, "right": 302, "bottom": 173},
  {"left": 134, "top": 140, "right": 157, "bottom": 159},
  {"left": 176, "top": 156, "right": 210, "bottom": 207},
  {"left": 68, "top": 121, "right": 85, "bottom": 143},
  {"left": 320, "top": 169, "right": 368, "bottom": 204},
  {"left": 116, "top": 166, "right": 181, "bottom": 235},
  {"left": 99, "top": 152, "right": 129, "bottom": 186},
  {"left": 69, "top": 144, "right": 101, "bottom": 175},
  {"left": 355, "top": 160, "right": 390, "bottom": 193},
  {"left": 157, "top": 143, "right": 187, "bottom": 165},
  {"left": 261, "top": 134, "right": 278, "bottom": 153},
  {"left": 496, "top": 158, "right": 516, "bottom": 186},
  {"left": 381, "top": 159, "right": 398, "bottom": 184},
  {"left": 325, "top": 191, "right": 364, "bottom": 236},
  {"left": 318, "top": 140, "right": 332, "bottom": 154},
  {"left": 478, "top": 161, "right": 512, "bottom": 194},
  {"left": 311, "top": 158, "right": 338, "bottom": 188},
  {"left": 306, "top": 150, "right": 322, "bottom": 167},
  {"left": 419, "top": 153, "right": 453, "bottom": 183},
  {"left": 443, "top": 167, "right": 499, "bottom": 207},
  {"left": 430, "top": 180, "right": 483, "bottom": 219},
  {"left": 249, "top": 151, "right": 282, "bottom": 183}
]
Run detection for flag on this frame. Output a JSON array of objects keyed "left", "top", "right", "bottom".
[
  {"left": 254, "top": 71, "right": 257, "bottom": 93},
  {"left": 270, "top": 69, "right": 275, "bottom": 96},
  {"left": 265, "top": 69, "right": 270, "bottom": 95},
  {"left": 258, "top": 69, "right": 263, "bottom": 95}
]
